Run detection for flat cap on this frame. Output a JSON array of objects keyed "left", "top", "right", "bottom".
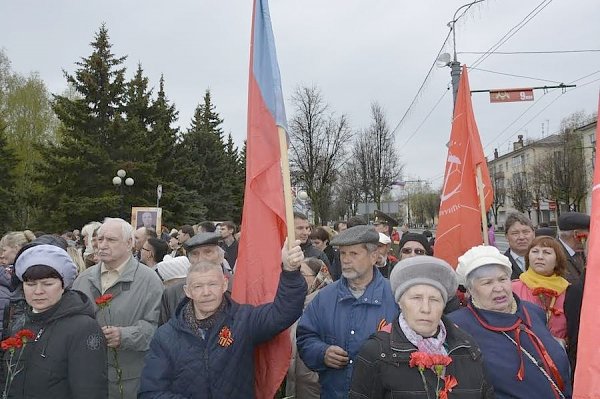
[
  {"left": 15, "top": 244, "right": 78, "bottom": 288},
  {"left": 330, "top": 225, "right": 379, "bottom": 247},
  {"left": 535, "top": 227, "right": 556, "bottom": 237},
  {"left": 183, "top": 232, "right": 221, "bottom": 251},
  {"left": 558, "top": 212, "right": 590, "bottom": 231},
  {"left": 390, "top": 256, "right": 458, "bottom": 304}
]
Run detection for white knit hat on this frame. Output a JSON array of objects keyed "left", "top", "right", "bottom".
[{"left": 456, "top": 245, "right": 512, "bottom": 285}]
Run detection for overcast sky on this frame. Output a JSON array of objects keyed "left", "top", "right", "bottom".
[{"left": 2, "top": 0, "right": 599, "bottom": 189}]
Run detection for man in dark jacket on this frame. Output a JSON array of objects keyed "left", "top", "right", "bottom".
[
  {"left": 503, "top": 212, "right": 535, "bottom": 280},
  {"left": 139, "top": 242, "right": 307, "bottom": 398},
  {"left": 159, "top": 232, "right": 234, "bottom": 325},
  {"left": 294, "top": 212, "right": 331, "bottom": 268},
  {"left": 557, "top": 211, "right": 589, "bottom": 285},
  {"left": 296, "top": 225, "right": 398, "bottom": 399}
]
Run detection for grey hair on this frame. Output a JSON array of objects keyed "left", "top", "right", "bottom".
[
  {"left": 504, "top": 212, "right": 534, "bottom": 233},
  {"left": 99, "top": 218, "right": 135, "bottom": 243},
  {"left": 186, "top": 260, "right": 224, "bottom": 283},
  {"left": 464, "top": 264, "right": 510, "bottom": 290}
]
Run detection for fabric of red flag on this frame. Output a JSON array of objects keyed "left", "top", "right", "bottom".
[
  {"left": 231, "top": 0, "right": 290, "bottom": 398},
  {"left": 572, "top": 92, "right": 600, "bottom": 398},
  {"left": 434, "top": 65, "right": 493, "bottom": 268}
]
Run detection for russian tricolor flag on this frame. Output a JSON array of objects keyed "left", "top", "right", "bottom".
[{"left": 232, "top": 0, "right": 290, "bottom": 397}]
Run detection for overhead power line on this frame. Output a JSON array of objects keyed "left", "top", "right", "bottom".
[
  {"left": 390, "top": 1, "right": 482, "bottom": 137},
  {"left": 460, "top": 49, "right": 600, "bottom": 55},
  {"left": 484, "top": 69, "right": 600, "bottom": 155},
  {"left": 401, "top": 86, "right": 450, "bottom": 148},
  {"left": 471, "top": 0, "right": 554, "bottom": 69},
  {"left": 468, "top": 67, "right": 563, "bottom": 84}
]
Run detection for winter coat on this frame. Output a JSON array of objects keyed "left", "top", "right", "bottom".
[
  {"left": 72, "top": 256, "right": 163, "bottom": 399},
  {"left": 297, "top": 268, "right": 399, "bottom": 399},
  {"left": 512, "top": 280, "right": 567, "bottom": 339},
  {"left": 287, "top": 290, "right": 321, "bottom": 399},
  {"left": 448, "top": 296, "right": 572, "bottom": 399},
  {"left": 138, "top": 269, "right": 307, "bottom": 399},
  {"left": 5, "top": 289, "right": 108, "bottom": 399},
  {"left": 0, "top": 267, "right": 14, "bottom": 337},
  {"left": 349, "top": 315, "right": 494, "bottom": 398}
]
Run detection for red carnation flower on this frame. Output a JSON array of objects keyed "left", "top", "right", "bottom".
[
  {"left": 409, "top": 352, "right": 433, "bottom": 370},
  {"left": 430, "top": 354, "right": 453, "bottom": 367},
  {"left": 95, "top": 294, "right": 114, "bottom": 307},
  {"left": 1, "top": 337, "right": 22, "bottom": 351},
  {"left": 15, "top": 329, "right": 35, "bottom": 343}
]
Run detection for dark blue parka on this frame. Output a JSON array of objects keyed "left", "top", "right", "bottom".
[
  {"left": 138, "top": 269, "right": 306, "bottom": 399},
  {"left": 296, "top": 268, "right": 398, "bottom": 398},
  {"left": 448, "top": 296, "right": 572, "bottom": 399}
]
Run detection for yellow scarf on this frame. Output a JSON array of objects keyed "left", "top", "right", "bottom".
[{"left": 519, "top": 268, "right": 569, "bottom": 295}]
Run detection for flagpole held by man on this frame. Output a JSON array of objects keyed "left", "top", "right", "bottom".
[{"left": 231, "top": 0, "right": 300, "bottom": 397}]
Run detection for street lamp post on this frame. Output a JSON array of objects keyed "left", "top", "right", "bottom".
[{"left": 112, "top": 169, "right": 134, "bottom": 219}]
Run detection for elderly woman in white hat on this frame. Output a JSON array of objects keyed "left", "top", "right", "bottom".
[
  {"left": 448, "top": 245, "right": 572, "bottom": 399},
  {"left": 5, "top": 243, "right": 108, "bottom": 399},
  {"left": 350, "top": 256, "right": 493, "bottom": 398}
]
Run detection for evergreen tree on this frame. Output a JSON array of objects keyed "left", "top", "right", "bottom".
[
  {"left": 178, "top": 90, "right": 232, "bottom": 221},
  {"left": 39, "top": 25, "right": 128, "bottom": 230},
  {"left": 0, "top": 117, "right": 17, "bottom": 232},
  {"left": 150, "top": 75, "right": 204, "bottom": 226}
]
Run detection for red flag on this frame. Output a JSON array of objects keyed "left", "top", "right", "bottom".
[
  {"left": 572, "top": 92, "right": 600, "bottom": 398},
  {"left": 231, "top": 0, "right": 289, "bottom": 397},
  {"left": 435, "top": 65, "right": 493, "bottom": 268}
]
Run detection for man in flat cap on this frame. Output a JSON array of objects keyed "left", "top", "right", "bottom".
[
  {"left": 558, "top": 211, "right": 590, "bottom": 285},
  {"left": 296, "top": 225, "right": 398, "bottom": 398},
  {"left": 159, "top": 232, "right": 233, "bottom": 324}
]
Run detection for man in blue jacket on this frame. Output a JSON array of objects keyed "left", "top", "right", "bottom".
[
  {"left": 296, "top": 225, "right": 399, "bottom": 398},
  {"left": 138, "top": 241, "right": 307, "bottom": 398}
]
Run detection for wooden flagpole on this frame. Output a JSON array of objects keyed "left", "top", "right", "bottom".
[
  {"left": 476, "top": 165, "right": 489, "bottom": 245},
  {"left": 278, "top": 126, "right": 296, "bottom": 248}
]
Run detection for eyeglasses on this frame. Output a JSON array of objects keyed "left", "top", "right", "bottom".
[{"left": 400, "top": 247, "right": 426, "bottom": 255}]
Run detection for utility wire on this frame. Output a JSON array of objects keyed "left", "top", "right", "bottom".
[
  {"left": 390, "top": 2, "right": 481, "bottom": 137},
  {"left": 468, "top": 67, "right": 563, "bottom": 84},
  {"left": 460, "top": 49, "right": 600, "bottom": 55},
  {"left": 401, "top": 87, "right": 450, "bottom": 147},
  {"left": 485, "top": 70, "right": 600, "bottom": 154},
  {"left": 471, "top": 0, "right": 554, "bottom": 69},
  {"left": 389, "top": 30, "right": 451, "bottom": 137}
]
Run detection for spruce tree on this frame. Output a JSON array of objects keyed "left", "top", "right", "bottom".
[
  {"left": 0, "top": 117, "right": 17, "bottom": 232},
  {"left": 39, "top": 25, "right": 128, "bottom": 230},
  {"left": 178, "top": 90, "right": 231, "bottom": 221}
]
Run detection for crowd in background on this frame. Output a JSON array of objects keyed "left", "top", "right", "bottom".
[{"left": 0, "top": 209, "right": 588, "bottom": 398}]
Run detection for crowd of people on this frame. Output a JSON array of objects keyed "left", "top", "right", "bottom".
[{"left": 0, "top": 209, "right": 589, "bottom": 398}]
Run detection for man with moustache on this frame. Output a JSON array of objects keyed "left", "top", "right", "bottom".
[{"left": 296, "top": 225, "right": 398, "bottom": 398}]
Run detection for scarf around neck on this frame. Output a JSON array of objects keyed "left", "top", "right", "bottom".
[
  {"left": 519, "top": 268, "right": 569, "bottom": 295},
  {"left": 398, "top": 311, "right": 448, "bottom": 356}
]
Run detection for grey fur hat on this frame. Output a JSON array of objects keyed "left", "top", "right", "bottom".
[{"left": 389, "top": 256, "right": 458, "bottom": 304}]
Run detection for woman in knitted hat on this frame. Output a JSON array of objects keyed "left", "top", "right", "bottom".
[
  {"left": 350, "top": 256, "right": 493, "bottom": 398},
  {"left": 448, "top": 245, "right": 572, "bottom": 399},
  {"left": 4, "top": 244, "right": 107, "bottom": 399},
  {"left": 398, "top": 232, "right": 433, "bottom": 260},
  {"left": 512, "top": 236, "right": 570, "bottom": 345}
]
